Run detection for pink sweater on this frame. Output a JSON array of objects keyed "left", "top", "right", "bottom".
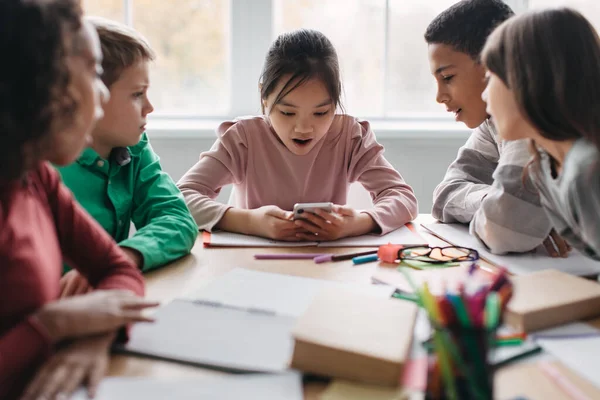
[{"left": 178, "top": 115, "right": 418, "bottom": 235}]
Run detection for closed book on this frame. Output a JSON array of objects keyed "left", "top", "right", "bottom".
[
  {"left": 291, "top": 287, "right": 417, "bottom": 386},
  {"left": 506, "top": 269, "right": 600, "bottom": 332}
]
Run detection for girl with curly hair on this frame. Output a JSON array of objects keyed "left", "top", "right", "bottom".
[{"left": 0, "top": 1, "right": 158, "bottom": 398}]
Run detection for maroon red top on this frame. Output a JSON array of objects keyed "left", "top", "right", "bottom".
[{"left": 0, "top": 162, "right": 145, "bottom": 399}]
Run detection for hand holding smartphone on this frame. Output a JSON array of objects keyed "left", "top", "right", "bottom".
[{"left": 292, "top": 202, "right": 334, "bottom": 220}]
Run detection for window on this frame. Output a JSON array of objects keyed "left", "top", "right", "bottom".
[
  {"left": 387, "top": 1, "right": 459, "bottom": 117},
  {"left": 82, "top": 0, "right": 600, "bottom": 122},
  {"left": 274, "top": 0, "right": 386, "bottom": 117},
  {"left": 84, "top": 0, "right": 463, "bottom": 119},
  {"left": 82, "top": 0, "right": 230, "bottom": 116}
]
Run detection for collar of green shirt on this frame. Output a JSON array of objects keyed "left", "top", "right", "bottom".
[{"left": 76, "top": 134, "right": 150, "bottom": 169}]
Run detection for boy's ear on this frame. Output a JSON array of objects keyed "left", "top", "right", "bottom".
[{"left": 474, "top": 60, "right": 487, "bottom": 77}]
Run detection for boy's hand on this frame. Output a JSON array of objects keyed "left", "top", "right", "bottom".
[
  {"left": 249, "top": 205, "right": 304, "bottom": 241},
  {"left": 60, "top": 270, "right": 93, "bottom": 298},
  {"left": 543, "top": 229, "right": 571, "bottom": 258},
  {"left": 21, "top": 332, "right": 115, "bottom": 400},
  {"left": 294, "top": 205, "right": 377, "bottom": 241}
]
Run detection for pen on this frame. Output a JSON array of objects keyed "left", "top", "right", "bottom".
[
  {"left": 495, "top": 338, "right": 524, "bottom": 347},
  {"left": 496, "top": 332, "right": 527, "bottom": 341},
  {"left": 352, "top": 254, "right": 379, "bottom": 265},
  {"left": 254, "top": 253, "right": 326, "bottom": 260},
  {"left": 314, "top": 250, "right": 378, "bottom": 264}
]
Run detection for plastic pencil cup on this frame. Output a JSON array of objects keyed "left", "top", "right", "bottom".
[{"left": 425, "top": 323, "right": 497, "bottom": 400}]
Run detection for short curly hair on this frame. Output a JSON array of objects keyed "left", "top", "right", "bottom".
[
  {"left": 424, "top": 0, "right": 514, "bottom": 61},
  {"left": 0, "top": 0, "right": 83, "bottom": 181}
]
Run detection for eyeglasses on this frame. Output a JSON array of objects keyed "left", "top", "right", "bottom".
[{"left": 397, "top": 246, "right": 479, "bottom": 264}]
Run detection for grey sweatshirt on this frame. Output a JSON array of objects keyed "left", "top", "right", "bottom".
[
  {"left": 531, "top": 138, "right": 600, "bottom": 260},
  {"left": 432, "top": 119, "right": 552, "bottom": 254}
]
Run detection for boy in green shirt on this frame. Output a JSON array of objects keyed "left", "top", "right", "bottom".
[{"left": 59, "top": 17, "right": 198, "bottom": 295}]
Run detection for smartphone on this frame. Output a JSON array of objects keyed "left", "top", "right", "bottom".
[{"left": 293, "top": 202, "right": 334, "bottom": 220}]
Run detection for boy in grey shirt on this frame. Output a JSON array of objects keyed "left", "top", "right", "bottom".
[{"left": 424, "top": 0, "right": 568, "bottom": 256}]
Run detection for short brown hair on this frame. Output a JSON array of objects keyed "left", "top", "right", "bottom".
[
  {"left": 86, "top": 16, "right": 155, "bottom": 87},
  {"left": 482, "top": 8, "right": 600, "bottom": 151}
]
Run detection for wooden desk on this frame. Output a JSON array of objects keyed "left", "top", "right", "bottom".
[
  {"left": 108, "top": 215, "right": 445, "bottom": 398},
  {"left": 109, "top": 215, "right": 600, "bottom": 398}
]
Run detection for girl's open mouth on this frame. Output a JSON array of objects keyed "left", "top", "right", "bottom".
[{"left": 292, "top": 138, "right": 313, "bottom": 146}]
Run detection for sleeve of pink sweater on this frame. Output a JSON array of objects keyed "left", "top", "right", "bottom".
[
  {"left": 347, "top": 120, "right": 419, "bottom": 234},
  {"left": 178, "top": 121, "right": 248, "bottom": 231}
]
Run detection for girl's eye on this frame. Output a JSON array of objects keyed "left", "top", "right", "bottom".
[
  {"left": 442, "top": 75, "right": 454, "bottom": 83},
  {"left": 133, "top": 92, "right": 144, "bottom": 98},
  {"left": 280, "top": 110, "right": 295, "bottom": 116},
  {"left": 314, "top": 110, "right": 330, "bottom": 117}
]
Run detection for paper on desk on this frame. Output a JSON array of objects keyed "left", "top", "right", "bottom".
[
  {"left": 184, "top": 268, "right": 395, "bottom": 318},
  {"left": 532, "top": 322, "right": 600, "bottom": 339},
  {"left": 122, "top": 299, "right": 296, "bottom": 372},
  {"left": 71, "top": 372, "right": 302, "bottom": 400},
  {"left": 203, "top": 231, "right": 315, "bottom": 247},
  {"left": 320, "top": 380, "right": 408, "bottom": 400},
  {"left": 537, "top": 336, "right": 600, "bottom": 390},
  {"left": 204, "top": 225, "right": 426, "bottom": 248},
  {"left": 372, "top": 265, "right": 477, "bottom": 295},
  {"left": 318, "top": 225, "right": 427, "bottom": 247},
  {"left": 422, "top": 223, "right": 600, "bottom": 276}
]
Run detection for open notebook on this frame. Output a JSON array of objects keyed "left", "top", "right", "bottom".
[
  {"left": 119, "top": 269, "right": 395, "bottom": 373},
  {"left": 203, "top": 224, "right": 427, "bottom": 248},
  {"left": 422, "top": 223, "right": 600, "bottom": 276},
  {"left": 71, "top": 372, "right": 302, "bottom": 400}
]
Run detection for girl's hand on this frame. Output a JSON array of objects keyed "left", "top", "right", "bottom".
[
  {"left": 34, "top": 290, "right": 159, "bottom": 343},
  {"left": 21, "top": 333, "right": 115, "bottom": 400},
  {"left": 59, "top": 270, "right": 93, "bottom": 298},
  {"left": 543, "top": 229, "right": 571, "bottom": 258},
  {"left": 294, "top": 205, "right": 377, "bottom": 241},
  {"left": 249, "top": 206, "right": 305, "bottom": 241}
]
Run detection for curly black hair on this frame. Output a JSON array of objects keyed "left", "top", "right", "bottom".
[
  {"left": 424, "top": 0, "right": 514, "bottom": 61},
  {"left": 0, "top": 0, "right": 82, "bottom": 181}
]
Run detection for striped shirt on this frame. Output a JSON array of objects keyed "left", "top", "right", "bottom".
[
  {"left": 532, "top": 138, "right": 600, "bottom": 260},
  {"left": 432, "top": 119, "right": 552, "bottom": 254}
]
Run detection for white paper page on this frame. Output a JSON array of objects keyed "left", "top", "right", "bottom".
[
  {"left": 123, "top": 299, "right": 295, "bottom": 373},
  {"left": 422, "top": 223, "right": 600, "bottom": 276},
  {"left": 206, "top": 231, "right": 316, "bottom": 247},
  {"left": 537, "top": 336, "right": 600, "bottom": 389},
  {"left": 531, "top": 322, "right": 600, "bottom": 339},
  {"left": 184, "top": 268, "right": 395, "bottom": 318},
  {"left": 72, "top": 372, "right": 302, "bottom": 400},
  {"left": 318, "top": 225, "right": 427, "bottom": 247},
  {"left": 206, "top": 225, "right": 425, "bottom": 248}
]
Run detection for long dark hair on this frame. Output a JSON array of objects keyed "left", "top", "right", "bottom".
[
  {"left": 482, "top": 8, "right": 600, "bottom": 151},
  {"left": 0, "top": 0, "right": 83, "bottom": 181},
  {"left": 259, "top": 29, "right": 343, "bottom": 114}
]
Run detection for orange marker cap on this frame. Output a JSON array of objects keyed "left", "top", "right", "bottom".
[{"left": 378, "top": 244, "right": 404, "bottom": 263}]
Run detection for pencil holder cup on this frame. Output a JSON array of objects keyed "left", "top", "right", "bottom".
[{"left": 425, "top": 324, "right": 497, "bottom": 400}]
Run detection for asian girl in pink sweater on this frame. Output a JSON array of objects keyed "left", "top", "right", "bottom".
[{"left": 178, "top": 29, "right": 418, "bottom": 241}]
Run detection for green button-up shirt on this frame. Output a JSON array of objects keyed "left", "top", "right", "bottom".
[{"left": 58, "top": 133, "right": 198, "bottom": 272}]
